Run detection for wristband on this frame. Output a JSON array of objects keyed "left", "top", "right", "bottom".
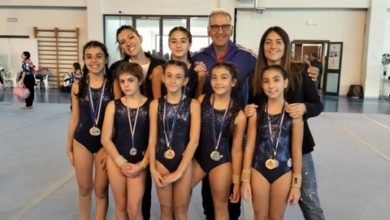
[
  {"left": 114, "top": 155, "right": 127, "bottom": 167},
  {"left": 232, "top": 174, "right": 240, "bottom": 184},
  {"left": 241, "top": 168, "right": 251, "bottom": 183},
  {"left": 291, "top": 173, "right": 302, "bottom": 188}
]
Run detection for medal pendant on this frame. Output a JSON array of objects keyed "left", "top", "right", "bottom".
[
  {"left": 89, "top": 126, "right": 101, "bottom": 136},
  {"left": 210, "top": 150, "right": 221, "bottom": 161},
  {"left": 265, "top": 158, "right": 279, "bottom": 170},
  {"left": 164, "top": 149, "right": 175, "bottom": 160},
  {"left": 129, "top": 147, "right": 137, "bottom": 156}
]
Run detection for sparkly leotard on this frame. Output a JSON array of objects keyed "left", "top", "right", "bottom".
[
  {"left": 74, "top": 82, "right": 113, "bottom": 153},
  {"left": 156, "top": 96, "right": 192, "bottom": 172},
  {"left": 113, "top": 99, "right": 150, "bottom": 163},
  {"left": 252, "top": 107, "right": 293, "bottom": 183},
  {"left": 195, "top": 94, "right": 233, "bottom": 173}
]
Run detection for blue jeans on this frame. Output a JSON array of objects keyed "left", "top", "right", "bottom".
[{"left": 299, "top": 153, "right": 326, "bottom": 220}]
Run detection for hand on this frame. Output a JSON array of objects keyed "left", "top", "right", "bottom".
[
  {"left": 244, "top": 104, "right": 258, "bottom": 117},
  {"left": 162, "top": 170, "right": 182, "bottom": 186},
  {"left": 288, "top": 187, "right": 301, "bottom": 205},
  {"left": 229, "top": 183, "right": 241, "bottom": 203},
  {"left": 240, "top": 182, "right": 252, "bottom": 202},
  {"left": 66, "top": 148, "right": 74, "bottom": 166},
  {"left": 122, "top": 163, "right": 145, "bottom": 178},
  {"left": 307, "top": 66, "right": 319, "bottom": 81},
  {"left": 194, "top": 61, "right": 207, "bottom": 73},
  {"left": 150, "top": 168, "right": 167, "bottom": 188},
  {"left": 95, "top": 149, "right": 107, "bottom": 171},
  {"left": 285, "top": 103, "right": 306, "bottom": 118}
]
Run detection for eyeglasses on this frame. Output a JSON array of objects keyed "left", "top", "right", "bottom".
[{"left": 208, "top": 24, "right": 232, "bottom": 32}]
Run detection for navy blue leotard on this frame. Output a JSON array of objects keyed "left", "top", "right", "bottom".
[
  {"left": 156, "top": 96, "right": 192, "bottom": 173},
  {"left": 113, "top": 99, "right": 150, "bottom": 163},
  {"left": 74, "top": 82, "right": 113, "bottom": 153},
  {"left": 252, "top": 107, "right": 293, "bottom": 183},
  {"left": 195, "top": 94, "right": 233, "bottom": 173}
]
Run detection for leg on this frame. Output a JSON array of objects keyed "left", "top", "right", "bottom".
[
  {"left": 94, "top": 148, "right": 109, "bottom": 220},
  {"left": 173, "top": 162, "right": 193, "bottom": 220},
  {"left": 299, "top": 153, "right": 326, "bottom": 220},
  {"left": 251, "top": 169, "right": 271, "bottom": 220},
  {"left": 269, "top": 172, "right": 291, "bottom": 220},
  {"left": 127, "top": 169, "right": 146, "bottom": 220},
  {"left": 142, "top": 167, "right": 152, "bottom": 220},
  {"left": 190, "top": 159, "right": 206, "bottom": 188},
  {"left": 201, "top": 176, "right": 214, "bottom": 219},
  {"left": 24, "top": 75, "right": 35, "bottom": 107},
  {"left": 73, "top": 140, "right": 94, "bottom": 220},
  {"left": 208, "top": 164, "right": 231, "bottom": 220},
  {"left": 155, "top": 161, "right": 174, "bottom": 220},
  {"left": 106, "top": 156, "right": 128, "bottom": 220}
]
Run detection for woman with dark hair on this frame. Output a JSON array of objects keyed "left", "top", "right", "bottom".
[
  {"left": 19, "top": 51, "right": 35, "bottom": 109},
  {"left": 168, "top": 26, "right": 207, "bottom": 98},
  {"left": 66, "top": 41, "right": 116, "bottom": 220},
  {"left": 245, "top": 26, "right": 325, "bottom": 220}
]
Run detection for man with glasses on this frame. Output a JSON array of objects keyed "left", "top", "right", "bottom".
[{"left": 193, "top": 8, "right": 257, "bottom": 220}]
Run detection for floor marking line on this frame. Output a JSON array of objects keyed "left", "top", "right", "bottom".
[{"left": 363, "top": 115, "right": 390, "bottom": 130}]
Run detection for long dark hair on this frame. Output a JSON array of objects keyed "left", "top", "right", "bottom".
[
  {"left": 116, "top": 25, "right": 141, "bottom": 60},
  {"left": 168, "top": 26, "right": 192, "bottom": 61},
  {"left": 209, "top": 61, "right": 241, "bottom": 134},
  {"left": 77, "top": 41, "right": 111, "bottom": 98},
  {"left": 251, "top": 26, "right": 301, "bottom": 96}
]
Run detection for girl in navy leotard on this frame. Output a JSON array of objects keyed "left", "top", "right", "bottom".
[
  {"left": 191, "top": 62, "right": 247, "bottom": 219},
  {"left": 241, "top": 65, "right": 303, "bottom": 219},
  {"left": 148, "top": 60, "right": 200, "bottom": 219},
  {"left": 101, "top": 62, "right": 150, "bottom": 219},
  {"left": 66, "top": 41, "right": 115, "bottom": 220},
  {"left": 168, "top": 26, "right": 207, "bottom": 98}
]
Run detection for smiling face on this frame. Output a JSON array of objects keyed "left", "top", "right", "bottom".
[
  {"left": 261, "top": 68, "right": 288, "bottom": 100},
  {"left": 163, "top": 64, "right": 188, "bottom": 94},
  {"left": 208, "top": 14, "right": 233, "bottom": 48},
  {"left": 117, "top": 28, "right": 143, "bottom": 58},
  {"left": 84, "top": 46, "right": 107, "bottom": 75},
  {"left": 169, "top": 30, "right": 191, "bottom": 60},
  {"left": 263, "top": 31, "right": 285, "bottom": 65},
  {"left": 210, "top": 66, "right": 236, "bottom": 96}
]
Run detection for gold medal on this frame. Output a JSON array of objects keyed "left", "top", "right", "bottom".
[
  {"left": 164, "top": 148, "right": 175, "bottom": 160},
  {"left": 265, "top": 158, "right": 279, "bottom": 170},
  {"left": 129, "top": 147, "right": 137, "bottom": 156},
  {"left": 89, "top": 126, "right": 101, "bottom": 136},
  {"left": 210, "top": 150, "right": 222, "bottom": 161}
]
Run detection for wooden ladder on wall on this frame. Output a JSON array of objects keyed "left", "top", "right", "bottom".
[{"left": 33, "top": 27, "right": 80, "bottom": 89}]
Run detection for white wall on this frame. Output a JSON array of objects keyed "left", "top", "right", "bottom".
[
  {"left": 0, "top": 8, "right": 88, "bottom": 66},
  {"left": 236, "top": 9, "right": 366, "bottom": 95},
  {"left": 385, "top": 9, "right": 390, "bottom": 52}
]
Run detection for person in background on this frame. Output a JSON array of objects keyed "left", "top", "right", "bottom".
[
  {"left": 310, "top": 53, "right": 323, "bottom": 89},
  {"left": 192, "top": 8, "right": 257, "bottom": 219},
  {"left": 245, "top": 26, "right": 325, "bottom": 220},
  {"left": 19, "top": 51, "right": 35, "bottom": 109}
]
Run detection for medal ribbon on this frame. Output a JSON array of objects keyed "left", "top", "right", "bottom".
[
  {"left": 88, "top": 81, "right": 106, "bottom": 127},
  {"left": 162, "top": 93, "right": 184, "bottom": 150},
  {"left": 126, "top": 96, "right": 141, "bottom": 149},
  {"left": 266, "top": 102, "right": 285, "bottom": 159},
  {"left": 211, "top": 95, "right": 231, "bottom": 151}
]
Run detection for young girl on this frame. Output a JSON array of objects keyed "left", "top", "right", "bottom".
[
  {"left": 148, "top": 60, "right": 200, "bottom": 219},
  {"left": 101, "top": 62, "right": 150, "bottom": 219},
  {"left": 19, "top": 51, "right": 35, "bottom": 109},
  {"left": 191, "top": 62, "right": 246, "bottom": 220},
  {"left": 241, "top": 65, "right": 303, "bottom": 220},
  {"left": 66, "top": 41, "right": 114, "bottom": 220},
  {"left": 168, "top": 26, "right": 207, "bottom": 98}
]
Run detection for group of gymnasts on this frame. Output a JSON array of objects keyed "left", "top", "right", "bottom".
[{"left": 66, "top": 8, "right": 325, "bottom": 220}]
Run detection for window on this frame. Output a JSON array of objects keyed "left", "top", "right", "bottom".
[{"left": 103, "top": 15, "right": 209, "bottom": 64}]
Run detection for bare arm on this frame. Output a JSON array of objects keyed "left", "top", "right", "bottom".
[
  {"left": 230, "top": 110, "right": 247, "bottom": 203},
  {"left": 240, "top": 113, "right": 257, "bottom": 201},
  {"left": 194, "top": 61, "right": 207, "bottom": 98},
  {"left": 151, "top": 65, "right": 164, "bottom": 99},
  {"left": 66, "top": 81, "right": 80, "bottom": 166}
]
